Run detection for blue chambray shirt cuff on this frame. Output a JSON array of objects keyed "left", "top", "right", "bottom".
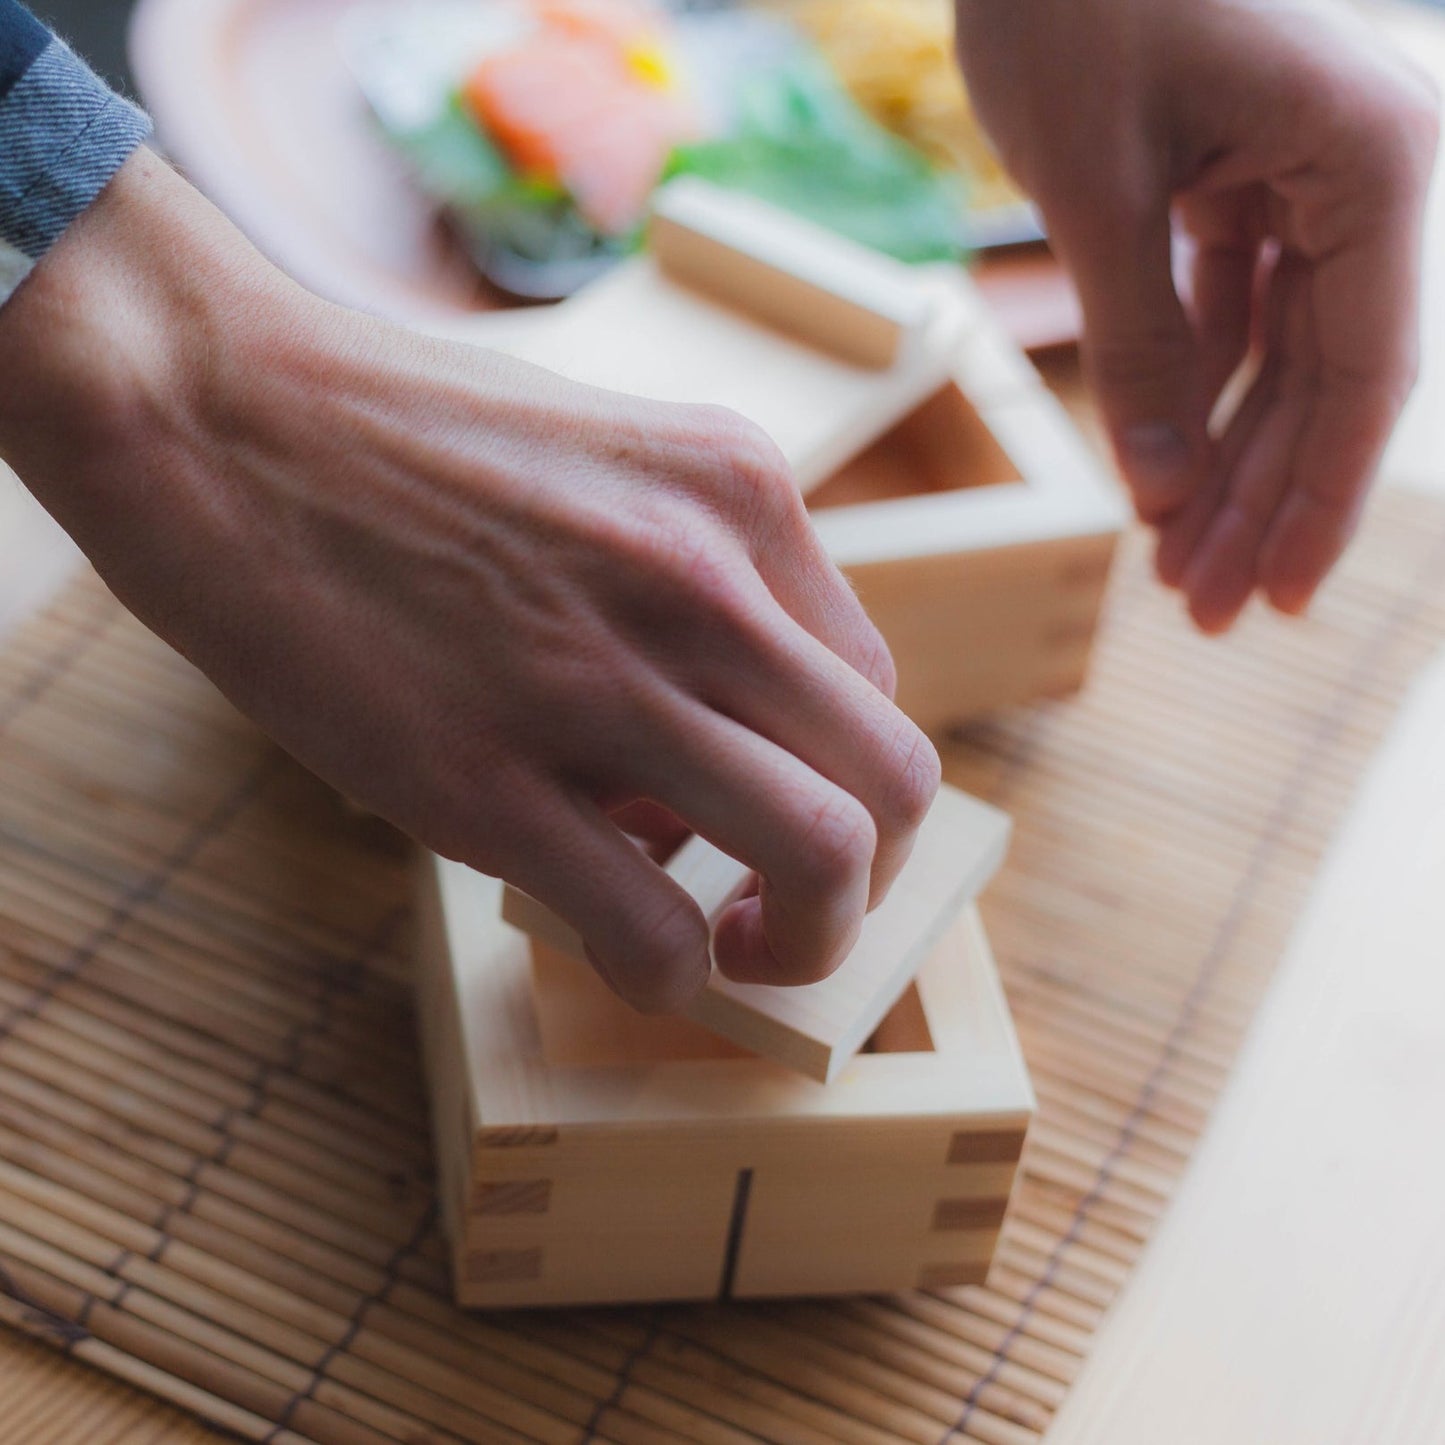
[{"left": 0, "top": 38, "right": 152, "bottom": 306}]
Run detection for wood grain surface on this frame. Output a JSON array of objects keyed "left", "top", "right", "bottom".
[{"left": 1046, "top": 651, "right": 1445, "bottom": 1445}]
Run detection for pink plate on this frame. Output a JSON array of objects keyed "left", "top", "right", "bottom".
[{"left": 128, "top": 0, "right": 1080, "bottom": 346}]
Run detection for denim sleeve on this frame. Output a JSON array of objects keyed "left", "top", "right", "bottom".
[{"left": 0, "top": 0, "right": 152, "bottom": 304}]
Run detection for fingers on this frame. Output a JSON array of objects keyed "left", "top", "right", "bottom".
[
  {"left": 1155, "top": 354, "right": 1272, "bottom": 593},
  {"left": 1165, "top": 251, "right": 1311, "bottom": 631},
  {"left": 1257, "top": 226, "right": 1426, "bottom": 615},
  {"left": 605, "top": 420, "right": 935, "bottom": 984},
  {"left": 625, "top": 701, "right": 878, "bottom": 987},
  {"left": 1050, "top": 195, "right": 1209, "bottom": 523},
  {"left": 1167, "top": 134, "right": 1428, "bottom": 627},
  {"left": 1160, "top": 53, "right": 1435, "bottom": 626},
  {"left": 693, "top": 608, "right": 939, "bottom": 911},
  {"left": 1181, "top": 368, "right": 1309, "bottom": 632},
  {"left": 1189, "top": 238, "right": 1258, "bottom": 413},
  {"left": 627, "top": 425, "right": 938, "bottom": 914},
  {"left": 531, "top": 402, "right": 928, "bottom": 995},
  {"left": 1152, "top": 195, "right": 1269, "bottom": 593},
  {"left": 501, "top": 789, "right": 711, "bottom": 1014},
  {"left": 653, "top": 402, "right": 932, "bottom": 914}
]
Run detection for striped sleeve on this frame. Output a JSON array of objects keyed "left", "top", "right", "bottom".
[{"left": 0, "top": 0, "right": 151, "bottom": 304}]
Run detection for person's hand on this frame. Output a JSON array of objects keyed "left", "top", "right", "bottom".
[
  {"left": 0, "top": 148, "right": 940, "bottom": 1012},
  {"left": 956, "top": 0, "right": 1438, "bottom": 631}
]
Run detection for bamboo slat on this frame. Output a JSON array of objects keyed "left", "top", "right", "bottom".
[{"left": 2, "top": 487, "right": 1444, "bottom": 1442}]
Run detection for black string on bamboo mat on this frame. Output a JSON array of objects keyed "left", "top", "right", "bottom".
[
  {"left": 0, "top": 751, "right": 286, "bottom": 1057},
  {"left": 82, "top": 1245, "right": 137, "bottom": 1339},
  {"left": 157, "top": 900, "right": 412, "bottom": 1246},
  {"left": 261, "top": 1200, "right": 437, "bottom": 1444},
  {"left": 0, "top": 746, "right": 283, "bottom": 1375},
  {"left": 0, "top": 1261, "right": 89, "bottom": 1351},
  {"left": 0, "top": 589, "right": 113, "bottom": 738},
  {"left": 577, "top": 1306, "right": 665, "bottom": 1445}
]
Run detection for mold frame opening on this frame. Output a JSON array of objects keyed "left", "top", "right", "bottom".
[{"left": 529, "top": 942, "right": 936, "bottom": 1070}]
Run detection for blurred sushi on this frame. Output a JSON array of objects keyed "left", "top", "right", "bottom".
[
  {"left": 347, "top": 0, "right": 971, "bottom": 298},
  {"left": 463, "top": 1, "right": 700, "bottom": 237}
]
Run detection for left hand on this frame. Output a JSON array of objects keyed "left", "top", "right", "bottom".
[{"left": 956, "top": 0, "right": 1439, "bottom": 631}]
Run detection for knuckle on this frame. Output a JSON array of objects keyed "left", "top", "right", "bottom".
[
  {"left": 616, "top": 511, "right": 756, "bottom": 619},
  {"left": 1367, "top": 96, "right": 1439, "bottom": 192},
  {"left": 620, "top": 897, "right": 710, "bottom": 1015},
  {"left": 1316, "top": 51, "right": 1440, "bottom": 195},
  {"left": 676, "top": 543, "right": 769, "bottom": 638},
  {"left": 1399, "top": 82, "right": 1441, "bottom": 161},
  {"left": 794, "top": 793, "right": 876, "bottom": 898},
  {"left": 636, "top": 530, "right": 783, "bottom": 658},
  {"left": 687, "top": 404, "right": 800, "bottom": 530},
  {"left": 879, "top": 724, "right": 942, "bottom": 836},
  {"left": 1271, "top": 50, "right": 1340, "bottom": 134},
  {"left": 637, "top": 512, "right": 723, "bottom": 586}
]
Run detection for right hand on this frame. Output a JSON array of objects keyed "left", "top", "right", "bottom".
[{"left": 0, "top": 149, "right": 941, "bottom": 1013}]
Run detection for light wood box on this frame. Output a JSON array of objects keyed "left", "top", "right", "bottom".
[
  {"left": 416, "top": 857, "right": 1034, "bottom": 1309},
  {"left": 808, "top": 315, "right": 1126, "bottom": 734}
]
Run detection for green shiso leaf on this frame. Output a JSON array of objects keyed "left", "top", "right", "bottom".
[
  {"left": 667, "top": 56, "right": 967, "bottom": 264},
  {"left": 386, "top": 94, "right": 514, "bottom": 208},
  {"left": 386, "top": 93, "right": 625, "bottom": 271}
]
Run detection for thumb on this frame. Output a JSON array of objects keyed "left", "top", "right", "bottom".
[{"left": 1053, "top": 200, "right": 1207, "bottom": 523}]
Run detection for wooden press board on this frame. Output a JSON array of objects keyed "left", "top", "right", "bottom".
[{"left": 503, "top": 782, "right": 1011, "bottom": 1082}]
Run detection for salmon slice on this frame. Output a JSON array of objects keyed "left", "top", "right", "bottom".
[{"left": 464, "top": 28, "right": 694, "bottom": 235}]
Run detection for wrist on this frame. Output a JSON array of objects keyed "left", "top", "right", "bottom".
[{"left": 0, "top": 148, "right": 307, "bottom": 544}]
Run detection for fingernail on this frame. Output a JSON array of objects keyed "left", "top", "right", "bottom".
[{"left": 1120, "top": 423, "right": 1193, "bottom": 517}]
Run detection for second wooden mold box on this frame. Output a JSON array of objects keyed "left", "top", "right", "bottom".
[
  {"left": 416, "top": 784, "right": 1035, "bottom": 1309},
  {"left": 444, "top": 178, "right": 1128, "bottom": 736}
]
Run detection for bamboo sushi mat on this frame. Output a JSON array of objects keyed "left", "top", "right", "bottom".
[{"left": 2, "top": 492, "right": 1445, "bottom": 1445}]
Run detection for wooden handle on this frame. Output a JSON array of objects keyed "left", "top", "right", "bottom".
[{"left": 648, "top": 178, "right": 935, "bottom": 369}]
